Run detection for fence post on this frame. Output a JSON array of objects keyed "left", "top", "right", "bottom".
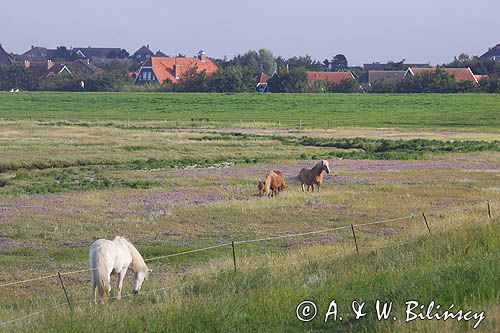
[
  {"left": 299, "top": 120, "right": 302, "bottom": 130},
  {"left": 487, "top": 201, "right": 492, "bottom": 219},
  {"left": 422, "top": 213, "right": 432, "bottom": 236},
  {"left": 350, "top": 224, "right": 359, "bottom": 253},
  {"left": 231, "top": 241, "right": 237, "bottom": 273},
  {"left": 57, "top": 272, "right": 73, "bottom": 311}
]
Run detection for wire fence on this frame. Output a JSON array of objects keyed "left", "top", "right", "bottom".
[
  {"left": 0, "top": 116, "right": 375, "bottom": 130},
  {"left": 0, "top": 201, "right": 495, "bottom": 327}
]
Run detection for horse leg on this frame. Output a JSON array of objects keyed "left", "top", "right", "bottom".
[
  {"left": 93, "top": 286, "right": 97, "bottom": 304},
  {"left": 117, "top": 269, "right": 127, "bottom": 300},
  {"left": 301, "top": 183, "right": 305, "bottom": 192}
]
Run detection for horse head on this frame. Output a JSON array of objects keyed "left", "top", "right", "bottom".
[
  {"left": 132, "top": 267, "right": 151, "bottom": 294},
  {"left": 258, "top": 180, "right": 266, "bottom": 196},
  {"left": 316, "top": 160, "right": 330, "bottom": 174}
]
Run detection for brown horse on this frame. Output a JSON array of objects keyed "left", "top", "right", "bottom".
[
  {"left": 258, "top": 171, "right": 286, "bottom": 197},
  {"left": 298, "top": 160, "right": 330, "bottom": 192}
]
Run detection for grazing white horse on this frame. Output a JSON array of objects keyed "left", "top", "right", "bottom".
[{"left": 89, "top": 236, "right": 150, "bottom": 304}]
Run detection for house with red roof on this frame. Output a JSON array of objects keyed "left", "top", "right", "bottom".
[
  {"left": 134, "top": 52, "right": 219, "bottom": 85},
  {"left": 255, "top": 72, "right": 270, "bottom": 92},
  {"left": 404, "top": 67, "right": 480, "bottom": 84},
  {"left": 306, "top": 71, "right": 355, "bottom": 84},
  {"left": 22, "top": 60, "right": 72, "bottom": 79}
]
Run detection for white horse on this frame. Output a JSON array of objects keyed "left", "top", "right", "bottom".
[{"left": 89, "top": 236, "right": 150, "bottom": 304}]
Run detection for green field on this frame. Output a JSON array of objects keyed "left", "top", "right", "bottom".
[
  {"left": 0, "top": 93, "right": 499, "bottom": 332},
  {"left": 0, "top": 92, "right": 499, "bottom": 129}
]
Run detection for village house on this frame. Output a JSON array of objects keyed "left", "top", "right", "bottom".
[
  {"left": 22, "top": 60, "right": 70, "bottom": 79},
  {"left": 132, "top": 45, "right": 155, "bottom": 63},
  {"left": 365, "top": 70, "right": 405, "bottom": 85},
  {"left": 22, "top": 59, "right": 102, "bottom": 79},
  {"left": 404, "top": 67, "right": 483, "bottom": 84},
  {"left": 480, "top": 44, "right": 500, "bottom": 61},
  {"left": 18, "top": 46, "right": 51, "bottom": 61},
  {"left": 306, "top": 71, "right": 355, "bottom": 84},
  {"left": 363, "top": 62, "right": 430, "bottom": 71},
  {"left": 0, "top": 44, "right": 14, "bottom": 65},
  {"left": 255, "top": 72, "right": 270, "bottom": 92},
  {"left": 17, "top": 45, "right": 128, "bottom": 62},
  {"left": 134, "top": 52, "right": 219, "bottom": 85},
  {"left": 71, "top": 47, "right": 128, "bottom": 60},
  {"left": 68, "top": 59, "right": 103, "bottom": 76}
]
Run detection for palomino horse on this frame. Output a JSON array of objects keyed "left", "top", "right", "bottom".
[
  {"left": 89, "top": 236, "right": 150, "bottom": 304},
  {"left": 298, "top": 160, "right": 331, "bottom": 192},
  {"left": 258, "top": 171, "right": 285, "bottom": 197}
]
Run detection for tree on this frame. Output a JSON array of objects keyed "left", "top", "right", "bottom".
[
  {"left": 268, "top": 67, "right": 308, "bottom": 93},
  {"left": 283, "top": 55, "right": 324, "bottom": 71},
  {"left": 257, "top": 49, "right": 277, "bottom": 74},
  {"left": 0, "top": 64, "right": 36, "bottom": 90},
  {"left": 330, "top": 54, "right": 348, "bottom": 71},
  {"left": 208, "top": 66, "right": 254, "bottom": 92},
  {"left": 227, "top": 49, "right": 277, "bottom": 75},
  {"left": 322, "top": 59, "right": 330, "bottom": 70}
]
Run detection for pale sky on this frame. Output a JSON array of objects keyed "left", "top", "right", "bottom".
[{"left": 1, "top": 0, "right": 498, "bottom": 65}]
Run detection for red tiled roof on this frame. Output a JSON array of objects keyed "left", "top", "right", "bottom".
[
  {"left": 307, "top": 71, "right": 354, "bottom": 83},
  {"left": 143, "top": 56, "right": 219, "bottom": 84},
  {"left": 408, "top": 67, "right": 478, "bottom": 83},
  {"left": 474, "top": 74, "right": 488, "bottom": 82},
  {"left": 257, "top": 72, "right": 269, "bottom": 84}
]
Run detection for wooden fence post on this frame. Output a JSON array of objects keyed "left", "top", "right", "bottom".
[
  {"left": 487, "top": 201, "right": 492, "bottom": 219},
  {"left": 58, "top": 272, "right": 73, "bottom": 311},
  {"left": 231, "top": 241, "right": 237, "bottom": 273},
  {"left": 422, "top": 213, "right": 432, "bottom": 235},
  {"left": 350, "top": 224, "right": 359, "bottom": 253}
]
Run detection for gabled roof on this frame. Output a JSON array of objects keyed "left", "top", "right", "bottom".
[
  {"left": 23, "top": 60, "right": 72, "bottom": 78},
  {"left": 155, "top": 50, "right": 168, "bottom": 57},
  {"left": 480, "top": 44, "right": 500, "bottom": 59},
  {"left": 368, "top": 70, "right": 405, "bottom": 84},
  {"left": 19, "top": 46, "right": 48, "bottom": 61},
  {"left": 256, "top": 72, "right": 269, "bottom": 85},
  {"left": 0, "top": 44, "right": 14, "bottom": 65},
  {"left": 134, "top": 46, "right": 155, "bottom": 56},
  {"left": 24, "top": 61, "right": 51, "bottom": 78},
  {"left": 406, "top": 67, "right": 478, "bottom": 83},
  {"left": 68, "top": 59, "right": 102, "bottom": 75},
  {"left": 307, "top": 71, "right": 355, "bottom": 83},
  {"left": 46, "top": 63, "right": 71, "bottom": 76},
  {"left": 72, "top": 47, "right": 123, "bottom": 58},
  {"left": 364, "top": 62, "right": 429, "bottom": 71},
  {"left": 138, "top": 56, "right": 219, "bottom": 84},
  {"left": 474, "top": 74, "right": 489, "bottom": 82}
]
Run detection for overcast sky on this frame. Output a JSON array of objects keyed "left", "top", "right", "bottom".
[{"left": 1, "top": 0, "right": 498, "bottom": 66}]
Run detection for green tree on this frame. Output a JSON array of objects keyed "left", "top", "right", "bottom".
[
  {"left": 330, "top": 54, "right": 348, "bottom": 71},
  {"left": 268, "top": 68, "right": 308, "bottom": 93},
  {"left": 209, "top": 66, "right": 254, "bottom": 92},
  {"left": 257, "top": 49, "right": 277, "bottom": 74},
  {"left": 0, "top": 64, "right": 36, "bottom": 90}
]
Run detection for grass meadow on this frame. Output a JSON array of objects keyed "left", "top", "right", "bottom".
[
  {"left": 0, "top": 93, "right": 499, "bottom": 332},
  {"left": 0, "top": 92, "right": 499, "bottom": 129}
]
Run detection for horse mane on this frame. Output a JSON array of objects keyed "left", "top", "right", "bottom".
[
  {"left": 114, "top": 236, "right": 149, "bottom": 274},
  {"left": 313, "top": 160, "right": 330, "bottom": 172}
]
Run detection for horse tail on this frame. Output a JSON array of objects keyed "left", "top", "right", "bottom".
[{"left": 90, "top": 247, "right": 110, "bottom": 302}]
